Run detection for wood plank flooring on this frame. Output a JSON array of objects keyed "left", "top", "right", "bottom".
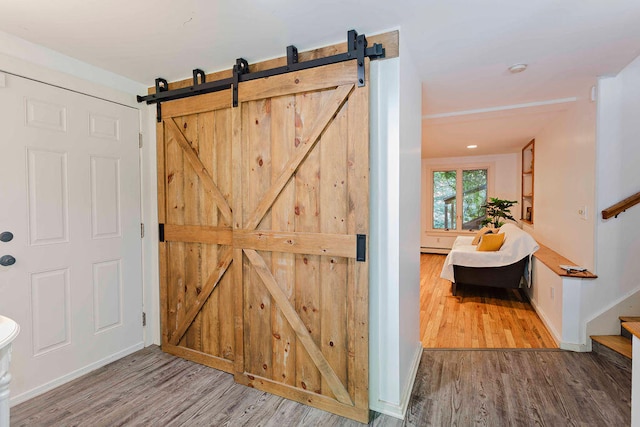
[
  {"left": 406, "top": 349, "right": 631, "bottom": 426},
  {"left": 420, "top": 253, "right": 557, "bottom": 348},
  {"left": 11, "top": 346, "right": 630, "bottom": 426}
]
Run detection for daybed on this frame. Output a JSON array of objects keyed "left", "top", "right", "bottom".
[{"left": 440, "top": 223, "right": 539, "bottom": 295}]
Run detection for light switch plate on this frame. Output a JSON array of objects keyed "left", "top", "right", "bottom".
[{"left": 578, "top": 205, "right": 588, "bottom": 220}]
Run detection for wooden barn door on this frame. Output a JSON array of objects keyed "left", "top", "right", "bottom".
[
  {"left": 233, "top": 61, "right": 369, "bottom": 422},
  {"left": 157, "top": 61, "right": 369, "bottom": 422},
  {"left": 157, "top": 91, "right": 237, "bottom": 373}
]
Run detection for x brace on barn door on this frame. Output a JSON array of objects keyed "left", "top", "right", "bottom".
[{"left": 136, "top": 30, "right": 385, "bottom": 122}]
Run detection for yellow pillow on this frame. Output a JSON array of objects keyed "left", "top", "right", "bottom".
[
  {"left": 477, "top": 233, "right": 505, "bottom": 251},
  {"left": 471, "top": 227, "right": 494, "bottom": 245}
]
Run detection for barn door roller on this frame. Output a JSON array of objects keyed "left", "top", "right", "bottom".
[{"left": 137, "top": 30, "right": 385, "bottom": 122}]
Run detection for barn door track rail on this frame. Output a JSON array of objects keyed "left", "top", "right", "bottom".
[{"left": 137, "top": 30, "right": 385, "bottom": 122}]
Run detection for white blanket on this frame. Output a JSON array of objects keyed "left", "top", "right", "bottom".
[{"left": 440, "top": 223, "right": 539, "bottom": 282}]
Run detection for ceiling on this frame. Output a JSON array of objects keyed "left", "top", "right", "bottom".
[{"left": 2, "top": 0, "right": 640, "bottom": 158}]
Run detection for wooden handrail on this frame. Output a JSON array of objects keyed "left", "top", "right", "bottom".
[{"left": 602, "top": 191, "right": 640, "bottom": 219}]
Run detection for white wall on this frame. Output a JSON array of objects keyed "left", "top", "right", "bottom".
[
  {"left": 528, "top": 95, "right": 597, "bottom": 270},
  {"left": 0, "top": 30, "right": 144, "bottom": 97},
  {"left": 584, "top": 54, "right": 640, "bottom": 336},
  {"left": 515, "top": 88, "right": 597, "bottom": 349},
  {"left": 420, "top": 153, "right": 519, "bottom": 249},
  {"left": 526, "top": 261, "right": 563, "bottom": 342},
  {"left": 369, "top": 56, "right": 400, "bottom": 413},
  {"left": 529, "top": 53, "right": 640, "bottom": 344},
  {"left": 369, "top": 40, "right": 422, "bottom": 419},
  {"left": 397, "top": 38, "right": 423, "bottom": 415}
]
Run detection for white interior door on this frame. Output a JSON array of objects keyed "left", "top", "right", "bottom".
[{"left": 0, "top": 72, "right": 143, "bottom": 403}]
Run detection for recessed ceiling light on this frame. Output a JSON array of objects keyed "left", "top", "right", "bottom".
[
  {"left": 467, "top": 145, "right": 478, "bottom": 149},
  {"left": 508, "top": 63, "right": 528, "bottom": 74}
]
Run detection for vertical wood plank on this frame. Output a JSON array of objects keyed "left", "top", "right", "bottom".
[
  {"left": 294, "top": 90, "right": 324, "bottom": 395},
  {"left": 165, "top": 119, "right": 186, "bottom": 343},
  {"left": 269, "top": 95, "right": 297, "bottom": 386},
  {"left": 198, "top": 111, "right": 217, "bottom": 229},
  {"left": 215, "top": 108, "right": 235, "bottom": 361},
  {"left": 243, "top": 99, "right": 273, "bottom": 379},
  {"left": 241, "top": 103, "right": 253, "bottom": 374},
  {"left": 232, "top": 102, "right": 244, "bottom": 374},
  {"left": 346, "top": 68, "right": 369, "bottom": 414},
  {"left": 198, "top": 111, "right": 221, "bottom": 358},
  {"left": 157, "top": 121, "right": 170, "bottom": 346},
  {"left": 319, "top": 100, "right": 349, "bottom": 397},
  {"left": 179, "top": 115, "right": 203, "bottom": 350}
]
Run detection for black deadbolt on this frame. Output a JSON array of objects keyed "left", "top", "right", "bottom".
[{"left": 0, "top": 255, "right": 16, "bottom": 266}]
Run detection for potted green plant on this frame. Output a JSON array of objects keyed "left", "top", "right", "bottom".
[{"left": 481, "top": 197, "right": 517, "bottom": 228}]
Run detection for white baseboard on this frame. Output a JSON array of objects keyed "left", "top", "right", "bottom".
[
  {"left": 528, "top": 297, "right": 590, "bottom": 352},
  {"left": 528, "top": 297, "right": 561, "bottom": 346},
  {"left": 10, "top": 341, "right": 144, "bottom": 406},
  {"left": 560, "top": 341, "right": 591, "bottom": 352},
  {"left": 371, "top": 342, "right": 422, "bottom": 420}
]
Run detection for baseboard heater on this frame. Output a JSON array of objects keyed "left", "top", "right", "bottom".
[{"left": 420, "top": 247, "right": 450, "bottom": 255}]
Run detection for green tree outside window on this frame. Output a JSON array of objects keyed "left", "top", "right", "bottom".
[{"left": 432, "top": 168, "right": 488, "bottom": 230}]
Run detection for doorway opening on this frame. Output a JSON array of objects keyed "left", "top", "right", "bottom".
[{"left": 419, "top": 253, "right": 556, "bottom": 348}]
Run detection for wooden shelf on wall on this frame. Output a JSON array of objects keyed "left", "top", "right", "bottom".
[
  {"left": 533, "top": 244, "right": 597, "bottom": 278},
  {"left": 521, "top": 139, "right": 535, "bottom": 224}
]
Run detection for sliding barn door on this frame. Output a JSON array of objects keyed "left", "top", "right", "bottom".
[
  {"left": 157, "top": 91, "right": 237, "bottom": 372},
  {"left": 157, "top": 61, "right": 369, "bottom": 422},
  {"left": 233, "top": 61, "right": 369, "bottom": 422}
]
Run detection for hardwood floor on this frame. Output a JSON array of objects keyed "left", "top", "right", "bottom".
[
  {"left": 11, "top": 346, "right": 630, "bottom": 426},
  {"left": 420, "top": 253, "right": 557, "bottom": 348}
]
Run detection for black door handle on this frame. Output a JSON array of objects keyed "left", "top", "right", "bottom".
[
  {"left": 0, "top": 232, "right": 13, "bottom": 242},
  {"left": 0, "top": 255, "right": 16, "bottom": 266}
]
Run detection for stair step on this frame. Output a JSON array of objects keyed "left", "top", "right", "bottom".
[
  {"left": 619, "top": 317, "right": 640, "bottom": 339},
  {"left": 591, "top": 335, "right": 632, "bottom": 359}
]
